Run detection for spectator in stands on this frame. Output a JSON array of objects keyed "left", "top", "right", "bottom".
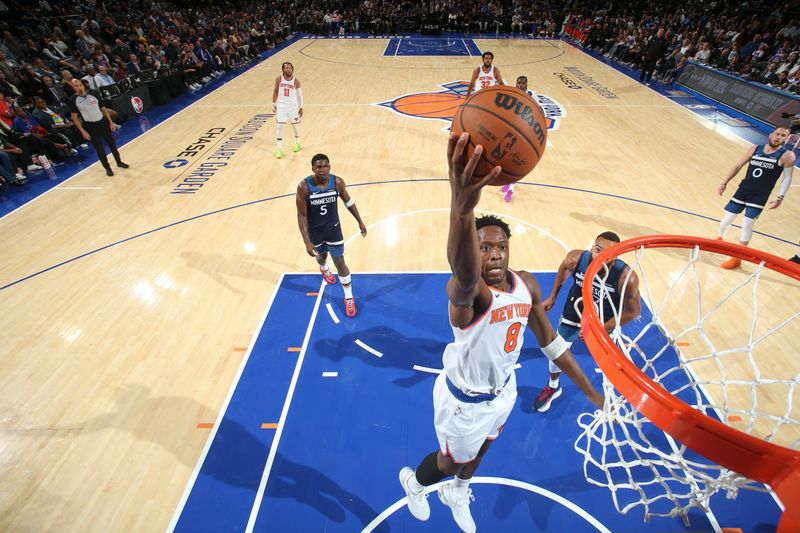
[
  {"left": 32, "top": 58, "right": 57, "bottom": 81},
  {"left": 75, "top": 29, "right": 98, "bottom": 58},
  {"left": 93, "top": 65, "right": 115, "bottom": 88},
  {"left": 82, "top": 66, "right": 99, "bottom": 91},
  {"left": 0, "top": 70, "right": 21, "bottom": 97},
  {"left": 11, "top": 106, "right": 72, "bottom": 160},
  {"left": 0, "top": 147, "right": 26, "bottom": 187},
  {"left": 60, "top": 70, "right": 76, "bottom": 96},
  {"left": 127, "top": 53, "right": 142, "bottom": 76},
  {"left": 778, "top": 51, "right": 800, "bottom": 77},
  {"left": 18, "top": 66, "right": 46, "bottom": 99},
  {"left": 0, "top": 91, "right": 14, "bottom": 126},
  {"left": 761, "top": 61, "right": 780, "bottom": 84},
  {"left": 42, "top": 76, "right": 68, "bottom": 113},
  {"left": 32, "top": 96, "right": 85, "bottom": 147},
  {"left": 693, "top": 41, "right": 712, "bottom": 64}
]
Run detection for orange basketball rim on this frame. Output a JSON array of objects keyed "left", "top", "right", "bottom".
[{"left": 581, "top": 234, "right": 800, "bottom": 532}]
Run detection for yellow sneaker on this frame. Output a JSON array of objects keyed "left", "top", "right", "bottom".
[
  {"left": 293, "top": 142, "right": 301, "bottom": 152},
  {"left": 276, "top": 148, "right": 283, "bottom": 159}
]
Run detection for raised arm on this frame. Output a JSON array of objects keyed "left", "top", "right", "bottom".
[
  {"left": 718, "top": 145, "right": 756, "bottom": 195},
  {"left": 295, "top": 180, "right": 316, "bottom": 257},
  {"left": 445, "top": 132, "right": 501, "bottom": 326},
  {"left": 542, "top": 249, "right": 581, "bottom": 311},
  {"left": 519, "top": 270, "right": 604, "bottom": 409},
  {"left": 336, "top": 177, "right": 366, "bottom": 237}
]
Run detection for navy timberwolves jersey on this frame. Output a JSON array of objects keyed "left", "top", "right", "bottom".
[
  {"left": 741, "top": 145, "right": 788, "bottom": 194},
  {"left": 305, "top": 175, "right": 340, "bottom": 231},
  {"left": 561, "top": 251, "right": 627, "bottom": 327}
]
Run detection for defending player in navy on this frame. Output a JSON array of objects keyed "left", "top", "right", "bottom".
[
  {"left": 295, "top": 153, "right": 367, "bottom": 317},
  {"left": 398, "top": 132, "right": 603, "bottom": 533},
  {"left": 717, "top": 125, "right": 795, "bottom": 269},
  {"left": 533, "top": 231, "right": 641, "bottom": 412}
]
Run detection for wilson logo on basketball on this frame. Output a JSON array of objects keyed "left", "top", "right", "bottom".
[
  {"left": 493, "top": 93, "right": 546, "bottom": 144},
  {"left": 131, "top": 96, "right": 144, "bottom": 114},
  {"left": 376, "top": 81, "right": 565, "bottom": 132}
]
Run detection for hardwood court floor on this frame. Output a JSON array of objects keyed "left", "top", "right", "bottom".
[{"left": 0, "top": 37, "right": 796, "bottom": 531}]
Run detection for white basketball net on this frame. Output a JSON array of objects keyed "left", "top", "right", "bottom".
[{"left": 574, "top": 243, "right": 800, "bottom": 525}]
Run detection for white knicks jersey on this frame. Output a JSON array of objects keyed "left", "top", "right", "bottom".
[
  {"left": 443, "top": 270, "right": 533, "bottom": 395},
  {"left": 277, "top": 76, "right": 298, "bottom": 108},
  {"left": 473, "top": 65, "right": 498, "bottom": 92}
]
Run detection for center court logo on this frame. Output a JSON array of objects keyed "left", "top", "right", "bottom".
[{"left": 376, "top": 81, "right": 566, "bottom": 131}]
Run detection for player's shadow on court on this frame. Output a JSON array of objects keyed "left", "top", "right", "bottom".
[
  {"left": 77, "top": 384, "right": 385, "bottom": 529},
  {"left": 569, "top": 211, "right": 662, "bottom": 240},
  {"left": 314, "top": 325, "right": 447, "bottom": 388},
  {"left": 268, "top": 453, "right": 389, "bottom": 532},
  {"left": 181, "top": 251, "right": 294, "bottom": 293},
  {"left": 344, "top": 274, "right": 449, "bottom": 337},
  {"left": 490, "top": 471, "right": 601, "bottom": 530}
]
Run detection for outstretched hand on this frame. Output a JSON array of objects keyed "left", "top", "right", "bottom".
[{"left": 448, "top": 132, "right": 501, "bottom": 212}]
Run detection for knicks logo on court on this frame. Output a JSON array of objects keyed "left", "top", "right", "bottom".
[{"left": 376, "top": 81, "right": 565, "bottom": 132}]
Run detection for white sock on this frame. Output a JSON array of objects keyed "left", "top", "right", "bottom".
[
  {"left": 549, "top": 375, "right": 560, "bottom": 389},
  {"left": 343, "top": 283, "right": 353, "bottom": 299},
  {"left": 291, "top": 123, "right": 300, "bottom": 141},
  {"left": 277, "top": 124, "right": 284, "bottom": 148},
  {"left": 453, "top": 476, "right": 471, "bottom": 490},
  {"left": 719, "top": 211, "right": 737, "bottom": 237},
  {"left": 320, "top": 263, "right": 331, "bottom": 273}
]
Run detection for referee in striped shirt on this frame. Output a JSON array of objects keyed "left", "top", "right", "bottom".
[{"left": 68, "top": 78, "right": 129, "bottom": 176}]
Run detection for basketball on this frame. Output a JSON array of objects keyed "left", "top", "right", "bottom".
[{"left": 451, "top": 85, "right": 547, "bottom": 186}]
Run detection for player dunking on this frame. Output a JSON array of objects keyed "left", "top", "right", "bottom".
[
  {"left": 533, "top": 231, "right": 641, "bottom": 412},
  {"left": 272, "top": 62, "right": 303, "bottom": 159},
  {"left": 398, "top": 132, "right": 603, "bottom": 533},
  {"left": 466, "top": 51, "right": 504, "bottom": 97},
  {"left": 500, "top": 75, "right": 538, "bottom": 202},
  {"left": 295, "top": 153, "right": 367, "bottom": 317},
  {"left": 717, "top": 125, "right": 795, "bottom": 269}
]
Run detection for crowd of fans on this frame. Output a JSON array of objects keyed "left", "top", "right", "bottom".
[
  {"left": 0, "top": 0, "right": 796, "bottom": 191},
  {"left": 0, "top": 0, "right": 293, "bottom": 190},
  {"left": 562, "top": 0, "right": 800, "bottom": 91}
]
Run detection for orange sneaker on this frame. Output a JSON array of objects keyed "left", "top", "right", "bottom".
[
  {"left": 320, "top": 267, "right": 336, "bottom": 284},
  {"left": 721, "top": 257, "right": 742, "bottom": 269},
  {"left": 344, "top": 297, "right": 357, "bottom": 317}
]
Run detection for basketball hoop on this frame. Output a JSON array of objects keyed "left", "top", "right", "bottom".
[{"left": 575, "top": 235, "right": 800, "bottom": 530}]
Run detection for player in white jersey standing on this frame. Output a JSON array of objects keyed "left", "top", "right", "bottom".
[
  {"left": 272, "top": 62, "right": 303, "bottom": 159},
  {"left": 466, "top": 51, "right": 504, "bottom": 97},
  {"left": 398, "top": 132, "right": 604, "bottom": 533},
  {"left": 501, "top": 75, "right": 538, "bottom": 202}
]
